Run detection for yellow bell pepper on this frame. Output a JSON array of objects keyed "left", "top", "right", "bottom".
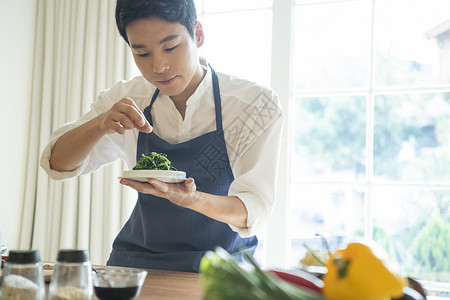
[{"left": 322, "top": 242, "right": 407, "bottom": 300}]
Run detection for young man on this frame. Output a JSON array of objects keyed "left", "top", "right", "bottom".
[{"left": 41, "top": 0, "right": 283, "bottom": 272}]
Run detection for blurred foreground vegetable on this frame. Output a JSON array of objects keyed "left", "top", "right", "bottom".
[
  {"left": 200, "top": 247, "right": 325, "bottom": 300},
  {"left": 322, "top": 242, "right": 407, "bottom": 300}
]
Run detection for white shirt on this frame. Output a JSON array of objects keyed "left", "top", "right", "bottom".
[{"left": 40, "top": 59, "right": 283, "bottom": 237}]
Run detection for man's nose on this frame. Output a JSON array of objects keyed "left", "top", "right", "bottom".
[{"left": 153, "top": 58, "right": 169, "bottom": 74}]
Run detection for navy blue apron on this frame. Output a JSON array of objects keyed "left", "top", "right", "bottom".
[{"left": 107, "top": 67, "right": 257, "bottom": 272}]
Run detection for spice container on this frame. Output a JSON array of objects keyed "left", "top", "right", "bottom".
[
  {"left": 49, "top": 249, "right": 93, "bottom": 300},
  {"left": 0, "top": 250, "right": 45, "bottom": 300}
]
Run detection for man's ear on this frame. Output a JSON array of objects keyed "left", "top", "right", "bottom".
[{"left": 194, "top": 21, "right": 205, "bottom": 47}]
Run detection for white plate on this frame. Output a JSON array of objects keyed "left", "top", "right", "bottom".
[{"left": 121, "top": 170, "right": 187, "bottom": 183}]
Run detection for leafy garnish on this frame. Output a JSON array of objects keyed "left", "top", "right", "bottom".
[{"left": 133, "top": 152, "right": 177, "bottom": 171}]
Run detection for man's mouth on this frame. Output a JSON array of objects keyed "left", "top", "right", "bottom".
[{"left": 157, "top": 76, "right": 177, "bottom": 86}]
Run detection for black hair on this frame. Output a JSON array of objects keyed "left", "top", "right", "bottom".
[{"left": 115, "top": 0, "right": 197, "bottom": 45}]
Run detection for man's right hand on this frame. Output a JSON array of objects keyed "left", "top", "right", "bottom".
[
  {"left": 98, "top": 97, "right": 152, "bottom": 135},
  {"left": 50, "top": 97, "right": 152, "bottom": 172}
]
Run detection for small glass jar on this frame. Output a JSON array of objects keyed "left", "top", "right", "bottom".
[
  {"left": 49, "top": 249, "right": 93, "bottom": 300},
  {"left": 0, "top": 250, "right": 45, "bottom": 300}
]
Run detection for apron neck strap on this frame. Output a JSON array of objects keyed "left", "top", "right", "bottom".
[
  {"left": 149, "top": 88, "right": 160, "bottom": 108},
  {"left": 209, "top": 65, "right": 223, "bottom": 132}
]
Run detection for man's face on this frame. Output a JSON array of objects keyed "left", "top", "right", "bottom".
[{"left": 126, "top": 17, "right": 204, "bottom": 101}]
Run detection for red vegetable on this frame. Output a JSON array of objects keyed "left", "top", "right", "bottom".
[{"left": 270, "top": 269, "right": 324, "bottom": 294}]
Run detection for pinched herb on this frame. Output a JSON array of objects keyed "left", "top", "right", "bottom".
[{"left": 133, "top": 152, "right": 177, "bottom": 171}]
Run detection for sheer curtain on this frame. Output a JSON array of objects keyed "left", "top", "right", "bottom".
[{"left": 20, "top": 0, "right": 138, "bottom": 264}]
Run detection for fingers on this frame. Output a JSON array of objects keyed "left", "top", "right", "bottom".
[
  {"left": 147, "top": 178, "right": 169, "bottom": 193},
  {"left": 119, "top": 178, "right": 174, "bottom": 196},
  {"left": 120, "top": 177, "right": 198, "bottom": 208},
  {"left": 104, "top": 98, "right": 153, "bottom": 135},
  {"left": 109, "top": 110, "right": 136, "bottom": 131},
  {"left": 120, "top": 98, "right": 152, "bottom": 133},
  {"left": 133, "top": 119, "right": 153, "bottom": 133},
  {"left": 185, "top": 178, "right": 197, "bottom": 192},
  {"left": 119, "top": 178, "right": 164, "bottom": 197}
]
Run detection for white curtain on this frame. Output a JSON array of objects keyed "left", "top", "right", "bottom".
[{"left": 20, "top": 0, "right": 139, "bottom": 264}]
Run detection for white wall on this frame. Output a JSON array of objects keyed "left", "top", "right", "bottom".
[{"left": 0, "top": 0, "right": 37, "bottom": 249}]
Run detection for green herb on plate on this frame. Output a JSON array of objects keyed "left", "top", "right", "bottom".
[{"left": 133, "top": 152, "right": 177, "bottom": 171}]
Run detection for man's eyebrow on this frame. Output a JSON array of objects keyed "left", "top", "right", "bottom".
[
  {"left": 159, "top": 34, "right": 179, "bottom": 44},
  {"left": 131, "top": 44, "right": 146, "bottom": 49},
  {"left": 130, "top": 35, "right": 180, "bottom": 49}
]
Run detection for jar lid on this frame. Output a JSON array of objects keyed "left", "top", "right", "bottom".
[
  {"left": 57, "top": 249, "right": 90, "bottom": 263},
  {"left": 8, "top": 250, "right": 41, "bottom": 264}
]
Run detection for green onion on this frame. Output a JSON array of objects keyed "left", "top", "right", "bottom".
[{"left": 200, "top": 247, "right": 327, "bottom": 300}]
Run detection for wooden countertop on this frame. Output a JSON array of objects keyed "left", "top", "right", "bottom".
[{"left": 133, "top": 269, "right": 203, "bottom": 300}]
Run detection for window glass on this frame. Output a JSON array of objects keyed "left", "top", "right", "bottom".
[
  {"left": 200, "top": 10, "right": 272, "bottom": 86},
  {"left": 289, "top": 185, "right": 365, "bottom": 266},
  {"left": 292, "top": 96, "right": 366, "bottom": 181},
  {"left": 374, "top": 92, "right": 450, "bottom": 182},
  {"left": 193, "top": 0, "right": 203, "bottom": 15},
  {"left": 374, "top": 0, "right": 450, "bottom": 87},
  {"left": 293, "top": 1, "right": 370, "bottom": 90},
  {"left": 372, "top": 187, "right": 450, "bottom": 294},
  {"left": 201, "top": 0, "right": 272, "bottom": 13}
]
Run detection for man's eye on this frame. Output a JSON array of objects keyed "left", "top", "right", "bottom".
[
  {"left": 137, "top": 53, "right": 149, "bottom": 57},
  {"left": 165, "top": 45, "right": 179, "bottom": 52}
]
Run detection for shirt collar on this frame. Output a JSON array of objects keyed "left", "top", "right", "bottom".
[{"left": 185, "top": 57, "right": 212, "bottom": 106}]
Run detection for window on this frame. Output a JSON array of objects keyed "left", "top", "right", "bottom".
[
  {"left": 196, "top": 0, "right": 450, "bottom": 298},
  {"left": 195, "top": 0, "right": 273, "bottom": 266},
  {"left": 195, "top": 0, "right": 273, "bottom": 86}
]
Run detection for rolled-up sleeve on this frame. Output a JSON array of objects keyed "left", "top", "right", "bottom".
[{"left": 39, "top": 122, "right": 91, "bottom": 180}]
